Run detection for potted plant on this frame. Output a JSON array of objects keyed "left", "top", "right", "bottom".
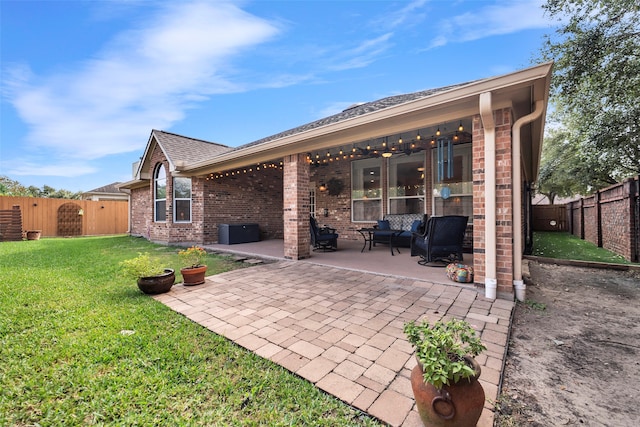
[
  {"left": 403, "top": 318, "right": 487, "bottom": 427},
  {"left": 178, "top": 246, "right": 208, "bottom": 286},
  {"left": 119, "top": 252, "right": 174, "bottom": 294}
]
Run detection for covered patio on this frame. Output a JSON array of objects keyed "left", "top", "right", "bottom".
[{"left": 203, "top": 238, "right": 476, "bottom": 289}]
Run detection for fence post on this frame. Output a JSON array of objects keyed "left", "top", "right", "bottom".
[
  {"left": 580, "top": 198, "right": 585, "bottom": 240},
  {"left": 634, "top": 175, "right": 640, "bottom": 262},
  {"left": 596, "top": 190, "right": 603, "bottom": 247}
]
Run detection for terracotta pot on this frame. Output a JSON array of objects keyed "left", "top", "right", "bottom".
[
  {"left": 180, "top": 265, "right": 207, "bottom": 286},
  {"left": 26, "top": 230, "right": 42, "bottom": 240},
  {"left": 410, "top": 357, "right": 485, "bottom": 427},
  {"left": 137, "top": 269, "right": 175, "bottom": 294}
]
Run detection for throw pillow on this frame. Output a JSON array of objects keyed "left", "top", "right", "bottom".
[
  {"left": 377, "top": 220, "right": 390, "bottom": 230},
  {"left": 410, "top": 219, "right": 422, "bottom": 232}
]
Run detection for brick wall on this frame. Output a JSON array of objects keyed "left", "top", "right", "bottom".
[
  {"left": 203, "top": 166, "right": 284, "bottom": 244},
  {"left": 567, "top": 177, "right": 639, "bottom": 262}
]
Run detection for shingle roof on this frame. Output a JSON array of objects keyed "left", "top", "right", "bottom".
[
  {"left": 86, "top": 182, "right": 123, "bottom": 194},
  {"left": 151, "top": 79, "right": 481, "bottom": 167},
  {"left": 235, "top": 80, "right": 479, "bottom": 150},
  {"left": 152, "top": 130, "right": 232, "bottom": 165}
]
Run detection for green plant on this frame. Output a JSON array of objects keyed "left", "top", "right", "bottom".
[
  {"left": 118, "top": 252, "right": 167, "bottom": 279},
  {"left": 403, "top": 318, "right": 486, "bottom": 389},
  {"left": 523, "top": 299, "right": 546, "bottom": 311},
  {"left": 178, "top": 245, "right": 207, "bottom": 269}
]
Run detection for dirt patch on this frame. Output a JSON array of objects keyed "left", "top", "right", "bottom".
[{"left": 495, "top": 261, "right": 640, "bottom": 427}]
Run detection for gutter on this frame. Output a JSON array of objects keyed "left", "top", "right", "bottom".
[
  {"left": 512, "top": 100, "right": 545, "bottom": 301},
  {"left": 479, "top": 92, "right": 497, "bottom": 299}
]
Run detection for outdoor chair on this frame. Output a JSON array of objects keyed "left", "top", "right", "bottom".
[
  {"left": 410, "top": 215, "right": 468, "bottom": 265},
  {"left": 310, "top": 216, "right": 339, "bottom": 252}
]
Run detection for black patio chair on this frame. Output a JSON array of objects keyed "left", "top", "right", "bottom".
[
  {"left": 310, "top": 215, "right": 339, "bottom": 251},
  {"left": 410, "top": 215, "right": 468, "bottom": 265}
]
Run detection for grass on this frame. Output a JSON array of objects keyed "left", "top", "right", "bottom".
[
  {"left": 0, "top": 236, "right": 380, "bottom": 426},
  {"left": 532, "top": 231, "right": 636, "bottom": 264}
]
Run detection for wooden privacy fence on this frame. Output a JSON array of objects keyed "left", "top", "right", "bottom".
[
  {"left": 566, "top": 176, "right": 639, "bottom": 263},
  {"left": 532, "top": 205, "right": 567, "bottom": 231},
  {"left": 0, "top": 196, "right": 129, "bottom": 238}
]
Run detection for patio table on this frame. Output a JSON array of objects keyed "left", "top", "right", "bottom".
[{"left": 357, "top": 228, "right": 402, "bottom": 256}]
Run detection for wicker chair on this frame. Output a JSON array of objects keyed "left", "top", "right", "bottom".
[
  {"left": 410, "top": 215, "right": 468, "bottom": 265},
  {"left": 310, "top": 216, "right": 338, "bottom": 251}
]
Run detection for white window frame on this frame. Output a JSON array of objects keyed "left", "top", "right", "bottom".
[
  {"left": 387, "top": 154, "right": 426, "bottom": 215},
  {"left": 309, "top": 184, "right": 316, "bottom": 218},
  {"left": 351, "top": 157, "right": 382, "bottom": 222},
  {"left": 173, "top": 177, "right": 192, "bottom": 223},
  {"left": 431, "top": 142, "right": 473, "bottom": 221},
  {"left": 154, "top": 163, "right": 166, "bottom": 222}
]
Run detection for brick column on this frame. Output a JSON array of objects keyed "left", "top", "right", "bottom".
[
  {"left": 472, "top": 114, "right": 486, "bottom": 285},
  {"left": 283, "top": 153, "right": 310, "bottom": 259},
  {"left": 494, "top": 108, "right": 514, "bottom": 296},
  {"left": 473, "top": 109, "right": 515, "bottom": 298}
]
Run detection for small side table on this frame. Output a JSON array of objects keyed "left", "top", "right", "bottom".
[{"left": 357, "top": 228, "right": 402, "bottom": 256}]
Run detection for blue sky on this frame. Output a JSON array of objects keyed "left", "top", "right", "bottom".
[{"left": 1, "top": 0, "right": 557, "bottom": 192}]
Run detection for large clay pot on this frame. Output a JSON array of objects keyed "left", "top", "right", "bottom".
[
  {"left": 137, "top": 269, "right": 175, "bottom": 294},
  {"left": 180, "top": 265, "right": 207, "bottom": 286},
  {"left": 410, "top": 357, "right": 485, "bottom": 427}
]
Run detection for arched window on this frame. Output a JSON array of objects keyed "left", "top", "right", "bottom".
[{"left": 154, "top": 164, "right": 167, "bottom": 222}]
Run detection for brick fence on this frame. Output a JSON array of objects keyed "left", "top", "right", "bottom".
[{"left": 566, "top": 176, "right": 640, "bottom": 262}]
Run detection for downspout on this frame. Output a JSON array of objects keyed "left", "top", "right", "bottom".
[
  {"left": 512, "top": 100, "right": 544, "bottom": 301},
  {"left": 479, "top": 92, "right": 497, "bottom": 299}
]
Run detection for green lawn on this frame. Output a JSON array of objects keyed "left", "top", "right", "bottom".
[
  {"left": 0, "top": 236, "right": 380, "bottom": 426},
  {"left": 532, "top": 231, "right": 636, "bottom": 264}
]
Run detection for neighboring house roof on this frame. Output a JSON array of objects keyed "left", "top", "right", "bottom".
[
  {"left": 82, "top": 182, "right": 128, "bottom": 200},
  {"left": 86, "top": 182, "right": 122, "bottom": 194}
]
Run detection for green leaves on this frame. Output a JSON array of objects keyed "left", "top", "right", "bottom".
[
  {"left": 538, "top": 0, "right": 640, "bottom": 194},
  {"left": 403, "top": 319, "right": 486, "bottom": 390}
]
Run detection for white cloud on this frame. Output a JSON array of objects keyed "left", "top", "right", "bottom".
[
  {"left": 6, "top": 160, "right": 97, "bottom": 178},
  {"left": 424, "top": 0, "right": 550, "bottom": 50},
  {"left": 328, "top": 33, "right": 394, "bottom": 71},
  {"left": 4, "top": 1, "right": 279, "bottom": 163}
]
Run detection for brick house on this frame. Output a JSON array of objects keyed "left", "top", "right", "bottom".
[{"left": 119, "top": 62, "right": 553, "bottom": 300}]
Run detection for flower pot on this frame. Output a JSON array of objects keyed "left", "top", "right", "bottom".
[
  {"left": 410, "top": 357, "right": 485, "bottom": 427},
  {"left": 180, "top": 265, "right": 207, "bottom": 286},
  {"left": 137, "top": 269, "right": 175, "bottom": 294},
  {"left": 26, "top": 230, "right": 41, "bottom": 240}
]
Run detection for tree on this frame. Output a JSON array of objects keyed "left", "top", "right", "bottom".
[
  {"left": 0, "top": 176, "right": 29, "bottom": 196},
  {"left": 0, "top": 176, "right": 82, "bottom": 199},
  {"left": 539, "top": 0, "right": 640, "bottom": 193},
  {"left": 537, "top": 128, "right": 586, "bottom": 203}
]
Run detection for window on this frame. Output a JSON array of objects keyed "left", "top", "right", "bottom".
[
  {"left": 431, "top": 142, "right": 472, "bottom": 221},
  {"left": 154, "top": 164, "right": 166, "bottom": 222},
  {"left": 388, "top": 154, "right": 425, "bottom": 214},
  {"left": 309, "top": 184, "right": 316, "bottom": 218},
  {"left": 173, "top": 177, "right": 191, "bottom": 222},
  {"left": 352, "top": 158, "right": 382, "bottom": 221}
]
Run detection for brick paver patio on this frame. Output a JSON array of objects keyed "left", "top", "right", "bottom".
[{"left": 154, "top": 261, "right": 513, "bottom": 426}]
